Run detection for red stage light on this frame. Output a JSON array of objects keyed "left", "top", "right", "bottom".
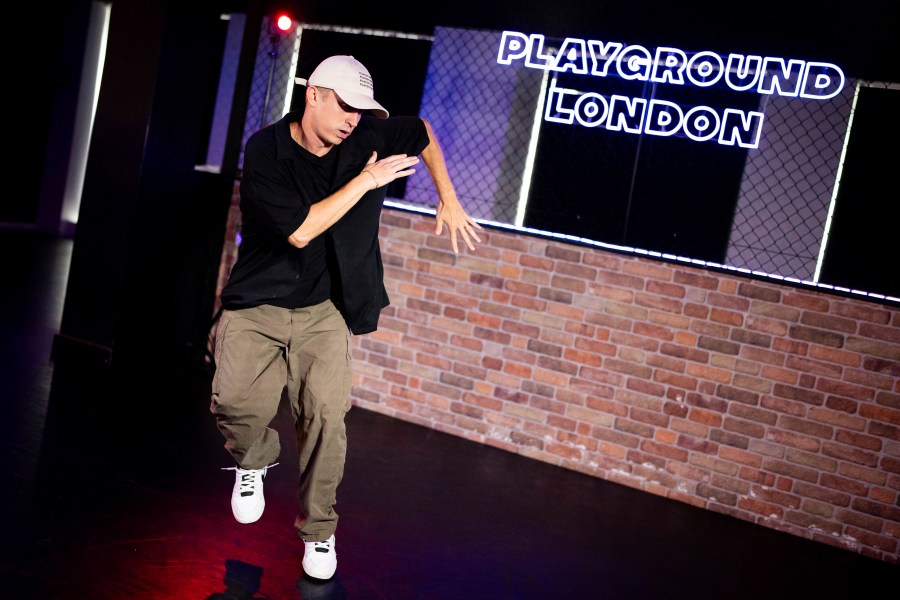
[{"left": 275, "top": 14, "right": 293, "bottom": 32}]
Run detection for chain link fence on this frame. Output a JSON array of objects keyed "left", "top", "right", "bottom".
[{"left": 226, "top": 19, "right": 898, "bottom": 301}]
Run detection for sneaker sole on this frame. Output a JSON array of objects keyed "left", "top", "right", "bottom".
[
  {"left": 232, "top": 500, "right": 265, "bottom": 524},
  {"left": 302, "top": 560, "right": 337, "bottom": 580}
]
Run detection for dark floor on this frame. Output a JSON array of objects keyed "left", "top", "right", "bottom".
[{"left": 1, "top": 228, "right": 897, "bottom": 600}]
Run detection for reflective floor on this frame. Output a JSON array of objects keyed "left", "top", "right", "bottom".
[{"left": 1, "top": 228, "right": 897, "bottom": 599}]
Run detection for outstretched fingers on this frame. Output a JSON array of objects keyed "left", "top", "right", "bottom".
[{"left": 452, "top": 220, "right": 483, "bottom": 253}]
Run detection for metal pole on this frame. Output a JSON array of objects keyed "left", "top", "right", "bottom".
[{"left": 261, "top": 34, "right": 278, "bottom": 128}]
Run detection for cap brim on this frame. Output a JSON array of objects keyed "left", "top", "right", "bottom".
[
  {"left": 294, "top": 77, "right": 389, "bottom": 119},
  {"left": 334, "top": 89, "right": 389, "bottom": 119}
]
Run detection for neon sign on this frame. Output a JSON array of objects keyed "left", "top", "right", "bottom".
[{"left": 497, "top": 31, "right": 845, "bottom": 148}]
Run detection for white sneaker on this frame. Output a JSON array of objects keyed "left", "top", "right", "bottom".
[
  {"left": 302, "top": 534, "right": 337, "bottom": 580},
  {"left": 222, "top": 463, "right": 277, "bottom": 524}
]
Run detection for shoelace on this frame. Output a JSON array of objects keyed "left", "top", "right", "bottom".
[
  {"left": 310, "top": 539, "right": 333, "bottom": 554},
  {"left": 222, "top": 463, "right": 279, "bottom": 496}
]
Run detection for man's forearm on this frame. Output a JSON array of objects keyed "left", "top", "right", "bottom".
[
  {"left": 420, "top": 118, "right": 458, "bottom": 203},
  {"left": 287, "top": 151, "right": 421, "bottom": 248},
  {"left": 287, "top": 173, "right": 374, "bottom": 248}
]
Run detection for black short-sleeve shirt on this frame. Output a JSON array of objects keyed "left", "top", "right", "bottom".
[{"left": 220, "top": 110, "right": 429, "bottom": 334}]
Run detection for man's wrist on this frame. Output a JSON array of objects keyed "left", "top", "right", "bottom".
[{"left": 361, "top": 170, "right": 378, "bottom": 190}]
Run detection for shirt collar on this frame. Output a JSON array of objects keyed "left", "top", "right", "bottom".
[{"left": 275, "top": 110, "right": 304, "bottom": 161}]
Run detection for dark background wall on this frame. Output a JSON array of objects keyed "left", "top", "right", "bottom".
[{"left": 14, "top": 0, "right": 900, "bottom": 387}]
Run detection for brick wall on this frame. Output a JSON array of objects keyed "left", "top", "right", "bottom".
[
  {"left": 351, "top": 208, "right": 900, "bottom": 564},
  {"left": 214, "top": 191, "right": 900, "bottom": 564}
]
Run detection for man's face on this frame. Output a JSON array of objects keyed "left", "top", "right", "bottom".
[{"left": 308, "top": 86, "right": 362, "bottom": 146}]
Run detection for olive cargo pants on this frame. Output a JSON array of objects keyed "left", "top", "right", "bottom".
[{"left": 210, "top": 300, "right": 352, "bottom": 542}]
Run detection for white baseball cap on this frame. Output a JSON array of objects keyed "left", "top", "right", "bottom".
[{"left": 295, "top": 55, "right": 389, "bottom": 118}]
